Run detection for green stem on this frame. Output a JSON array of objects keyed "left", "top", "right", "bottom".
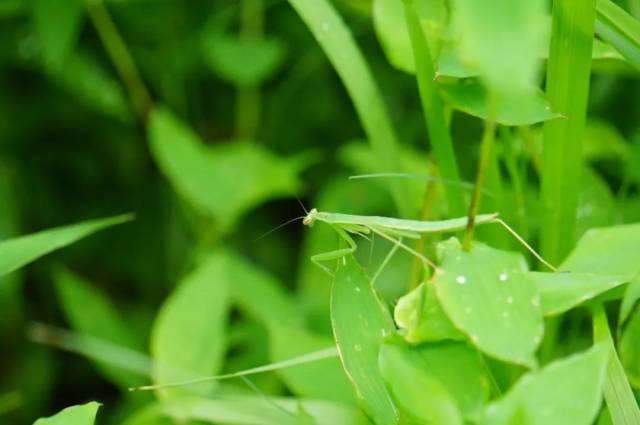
[
  {"left": 463, "top": 118, "right": 496, "bottom": 250},
  {"left": 402, "top": 0, "right": 466, "bottom": 216},
  {"left": 84, "top": 0, "right": 152, "bottom": 122},
  {"left": 540, "top": 0, "right": 596, "bottom": 264},
  {"left": 235, "top": 0, "right": 264, "bottom": 139}
]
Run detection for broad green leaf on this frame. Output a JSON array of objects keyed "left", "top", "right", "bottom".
[
  {"left": 32, "top": 0, "right": 84, "bottom": 69},
  {"left": 331, "top": 255, "right": 399, "bottom": 425},
  {"left": 596, "top": 0, "right": 640, "bottom": 71},
  {"left": 228, "top": 252, "right": 304, "bottom": 328},
  {"left": 122, "top": 395, "right": 368, "bottom": 425},
  {"left": 381, "top": 338, "right": 490, "bottom": 418},
  {"left": 202, "top": 33, "right": 285, "bottom": 88},
  {"left": 379, "top": 339, "right": 463, "bottom": 425},
  {"left": 435, "top": 238, "right": 543, "bottom": 367},
  {"left": 53, "top": 268, "right": 144, "bottom": 388},
  {"left": 150, "top": 251, "right": 231, "bottom": 398},
  {"left": 620, "top": 306, "right": 640, "bottom": 388},
  {"left": 268, "top": 324, "right": 355, "bottom": 403},
  {"left": 449, "top": 0, "right": 545, "bottom": 97},
  {"left": 34, "top": 402, "right": 100, "bottom": 425},
  {"left": 561, "top": 223, "right": 640, "bottom": 277},
  {"left": 439, "top": 79, "right": 561, "bottom": 126},
  {"left": 530, "top": 272, "right": 629, "bottom": 316},
  {"left": 479, "top": 345, "right": 609, "bottom": 425},
  {"left": 394, "top": 282, "right": 465, "bottom": 343},
  {"left": 148, "top": 107, "right": 306, "bottom": 229},
  {"left": 0, "top": 214, "right": 132, "bottom": 277},
  {"left": 593, "top": 305, "right": 640, "bottom": 425},
  {"left": 372, "top": 0, "right": 446, "bottom": 73}
]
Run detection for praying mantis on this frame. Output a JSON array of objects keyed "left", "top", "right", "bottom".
[{"left": 302, "top": 208, "right": 557, "bottom": 275}]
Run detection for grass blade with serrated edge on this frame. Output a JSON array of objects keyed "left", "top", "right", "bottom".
[
  {"left": 540, "top": 0, "right": 596, "bottom": 264},
  {"left": 402, "top": 0, "right": 466, "bottom": 216},
  {"left": 286, "top": 0, "right": 412, "bottom": 217},
  {"left": 596, "top": 0, "right": 640, "bottom": 71},
  {"left": 592, "top": 305, "right": 640, "bottom": 425}
]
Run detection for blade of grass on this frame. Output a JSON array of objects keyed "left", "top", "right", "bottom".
[
  {"left": 286, "top": 0, "right": 412, "bottom": 217},
  {"left": 402, "top": 0, "right": 466, "bottom": 216},
  {"left": 592, "top": 305, "right": 640, "bottom": 425},
  {"left": 596, "top": 0, "right": 640, "bottom": 71},
  {"left": 540, "top": 0, "right": 596, "bottom": 264}
]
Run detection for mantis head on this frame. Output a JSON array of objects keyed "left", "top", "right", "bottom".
[{"left": 303, "top": 208, "right": 318, "bottom": 227}]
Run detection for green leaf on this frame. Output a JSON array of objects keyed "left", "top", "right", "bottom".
[
  {"left": 449, "top": 0, "right": 545, "bottom": 97},
  {"left": 380, "top": 338, "right": 490, "bottom": 419},
  {"left": 228, "top": 252, "right": 304, "bottom": 329},
  {"left": 268, "top": 324, "right": 355, "bottom": 403},
  {"left": 530, "top": 272, "right": 629, "bottom": 316},
  {"left": 394, "top": 282, "right": 465, "bottom": 343},
  {"left": 576, "top": 168, "right": 616, "bottom": 239},
  {"left": 34, "top": 402, "right": 101, "bottom": 425},
  {"left": 592, "top": 305, "right": 640, "bottom": 425},
  {"left": 0, "top": 214, "right": 132, "bottom": 277},
  {"left": 372, "top": 0, "right": 446, "bottom": 73},
  {"left": 202, "top": 33, "right": 285, "bottom": 88},
  {"left": 596, "top": 0, "right": 640, "bottom": 71},
  {"left": 620, "top": 278, "right": 640, "bottom": 325},
  {"left": 479, "top": 345, "right": 609, "bottom": 425},
  {"left": 150, "top": 251, "right": 231, "bottom": 399},
  {"left": 148, "top": 107, "right": 306, "bottom": 228},
  {"left": 49, "top": 51, "right": 131, "bottom": 121},
  {"left": 561, "top": 223, "right": 640, "bottom": 277},
  {"left": 32, "top": 0, "right": 84, "bottom": 69},
  {"left": 331, "top": 255, "right": 398, "bottom": 425},
  {"left": 435, "top": 238, "right": 543, "bottom": 368},
  {"left": 620, "top": 306, "right": 640, "bottom": 388},
  {"left": 379, "top": 339, "right": 463, "bottom": 425},
  {"left": 53, "top": 269, "right": 144, "bottom": 388},
  {"left": 439, "top": 79, "right": 561, "bottom": 126}
]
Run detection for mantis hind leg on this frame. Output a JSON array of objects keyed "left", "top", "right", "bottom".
[{"left": 310, "top": 226, "right": 357, "bottom": 275}]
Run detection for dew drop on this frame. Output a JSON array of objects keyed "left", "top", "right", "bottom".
[
  {"left": 506, "top": 296, "right": 514, "bottom": 304},
  {"left": 355, "top": 286, "right": 361, "bottom": 293},
  {"left": 471, "top": 334, "right": 479, "bottom": 343},
  {"left": 499, "top": 272, "right": 508, "bottom": 282},
  {"left": 531, "top": 296, "right": 540, "bottom": 307},
  {"left": 502, "top": 311, "right": 510, "bottom": 318},
  {"left": 354, "top": 344, "right": 362, "bottom": 352},
  {"left": 321, "top": 21, "right": 332, "bottom": 31},
  {"left": 456, "top": 275, "right": 467, "bottom": 285},
  {"left": 464, "top": 307, "right": 472, "bottom": 314}
]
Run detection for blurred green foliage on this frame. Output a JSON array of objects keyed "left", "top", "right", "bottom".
[{"left": 1, "top": 0, "right": 640, "bottom": 424}]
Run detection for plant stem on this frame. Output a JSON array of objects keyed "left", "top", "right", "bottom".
[
  {"left": 540, "top": 0, "right": 596, "bottom": 264},
  {"left": 402, "top": 0, "right": 466, "bottom": 217},
  {"left": 84, "top": 0, "right": 152, "bottom": 122},
  {"left": 463, "top": 118, "right": 496, "bottom": 250},
  {"left": 235, "top": 0, "right": 264, "bottom": 139}
]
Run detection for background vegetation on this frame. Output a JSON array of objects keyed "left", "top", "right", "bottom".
[{"left": 1, "top": 0, "right": 639, "bottom": 424}]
